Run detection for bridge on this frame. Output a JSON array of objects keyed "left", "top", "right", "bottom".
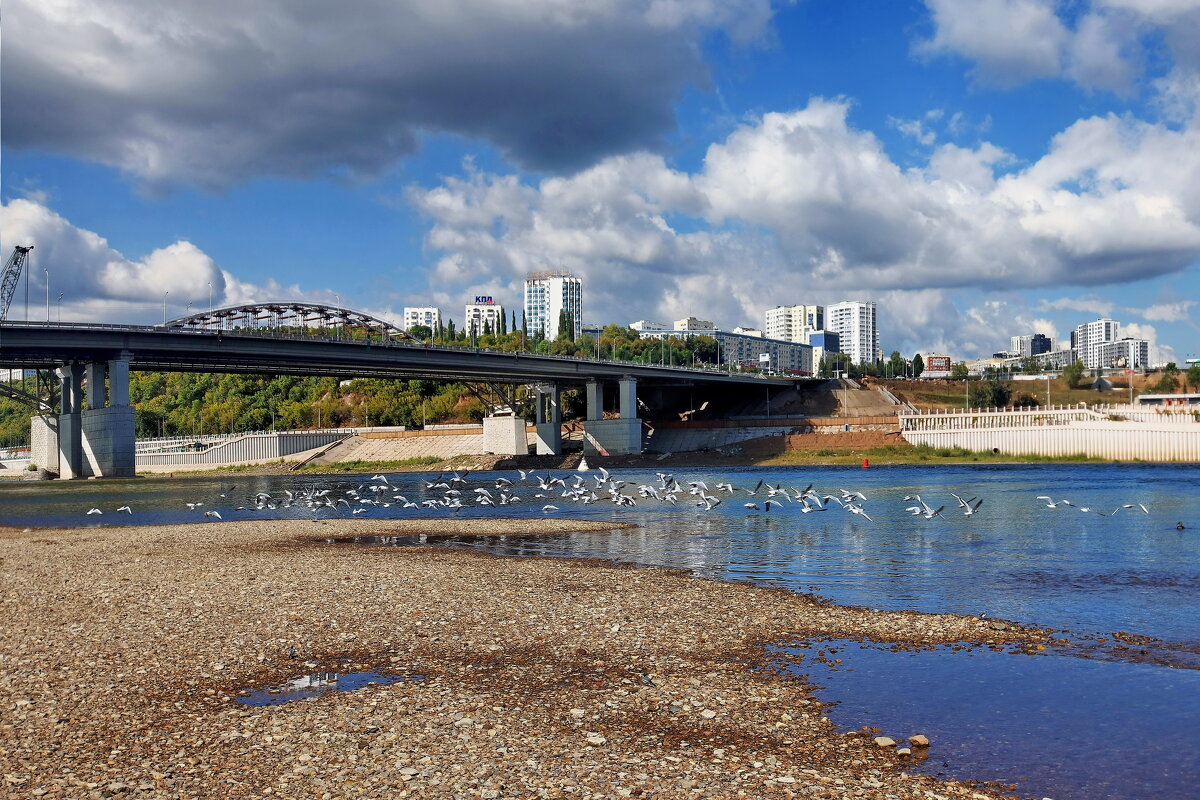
[{"left": 0, "top": 304, "right": 804, "bottom": 478}]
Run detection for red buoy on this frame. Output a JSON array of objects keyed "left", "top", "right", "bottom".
[{"left": 862, "top": 458, "right": 870, "bottom": 468}]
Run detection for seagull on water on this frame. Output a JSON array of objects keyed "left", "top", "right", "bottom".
[
  {"left": 116, "top": 506, "right": 132, "bottom": 514},
  {"left": 86, "top": 508, "right": 102, "bottom": 515}
]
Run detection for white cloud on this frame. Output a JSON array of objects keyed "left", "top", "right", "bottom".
[
  {"left": 1121, "top": 321, "right": 1179, "bottom": 363},
  {"left": 407, "top": 97, "right": 1200, "bottom": 351},
  {"left": 917, "top": 0, "right": 1068, "bottom": 85},
  {"left": 1134, "top": 299, "right": 1197, "bottom": 320},
  {"left": 918, "top": 0, "right": 1200, "bottom": 93},
  {"left": 0, "top": 198, "right": 336, "bottom": 324},
  {"left": 4, "top": 0, "right": 775, "bottom": 188},
  {"left": 1037, "top": 296, "right": 1117, "bottom": 316}
]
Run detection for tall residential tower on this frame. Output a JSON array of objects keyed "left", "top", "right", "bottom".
[
  {"left": 524, "top": 271, "right": 582, "bottom": 340},
  {"left": 826, "top": 301, "right": 878, "bottom": 365}
]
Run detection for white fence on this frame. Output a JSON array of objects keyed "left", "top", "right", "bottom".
[{"left": 900, "top": 405, "right": 1200, "bottom": 461}]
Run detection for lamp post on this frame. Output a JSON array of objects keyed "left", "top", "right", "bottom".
[
  {"left": 44, "top": 270, "right": 50, "bottom": 321},
  {"left": 208, "top": 282, "right": 213, "bottom": 313},
  {"left": 163, "top": 291, "right": 169, "bottom": 325},
  {"left": 57, "top": 293, "right": 63, "bottom": 322}
]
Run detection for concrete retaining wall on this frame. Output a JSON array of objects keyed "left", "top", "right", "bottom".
[
  {"left": 137, "top": 430, "right": 349, "bottom": 466},
  {"left": 901, "top": 419, "right": 1200, "bottom": 461}
]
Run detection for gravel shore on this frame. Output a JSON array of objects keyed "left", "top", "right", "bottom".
[{"left": 1, "top": 518, "right": 1045, "bottom": 799}]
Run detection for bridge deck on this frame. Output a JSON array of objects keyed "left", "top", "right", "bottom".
[{"left": 0, "top": 322, "right": 797, "bottom": 387}]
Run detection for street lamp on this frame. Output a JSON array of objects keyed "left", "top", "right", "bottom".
[
  {"left": 57, "top": 293, "right": 63, "bottom": 322},
  {"left": 163, "top": 291, "right": 169, "bottom": 325},
  {"left": 208, "top": 282, "right": 213, "bottom": 313},
  {"left": 44, "top": 269, "right": 50, "bottom": 321}
]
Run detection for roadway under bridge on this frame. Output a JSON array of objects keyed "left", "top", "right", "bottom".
[{"left": 1, "top": 311, "right": 804, "bottom": 478}]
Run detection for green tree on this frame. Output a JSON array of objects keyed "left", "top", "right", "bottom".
[
  {"left": 887, "top": 350, "right": 905, "bottom": 378},
  {"left": 1020, "top": 355, "right": 1041, "bottom": 374},
  {"left": 969, "top": 378, "right": 1012, "bottom": 408},
  {"left": 912, "top": 353, "right": 924, "bottom": 378},
  {"left": 1062, "top": 360, "right": 1086, "bottom": 389},
  {"left": 407, "top": 324, "right": 432, "bottom": 341},
  {"left": 1187, "top": 364, "right": 1200, "bottom": 392},
  {"left": 950, "top": 362, "right": 969, "bottom": 380}
]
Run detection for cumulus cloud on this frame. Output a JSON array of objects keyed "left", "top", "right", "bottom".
[
  {"left": 1121, "top": 321, "right": 1179, "bottom": 363},
  {"left": 1036, "top": 296, "right": 1116, "bottom": 316},
  {"left": 407, "top": 97, "right": 1200, "bottom": 346},
  {"left": 916, "top": 0, "right": 1069, "bottom": 86},
  {"left": 918, "top": 0, "right": 1200, "bottom": 93},
  {"left": 1133, "top": 299, "right": 1197, "bottom": 320},
  {"left": 2, "top": 0, "right": 774, "bottom": 188},
  {"left": 0, "top": 198, "right": 343, "bottom": 324}
]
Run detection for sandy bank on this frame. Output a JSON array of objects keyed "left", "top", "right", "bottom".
[{"left": 1, "top": 518, "right": 1042, "bottom": 799}]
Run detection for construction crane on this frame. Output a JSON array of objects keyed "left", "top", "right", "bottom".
[{"left": 0, "top": 245, "right": 34, "bottom": 321}]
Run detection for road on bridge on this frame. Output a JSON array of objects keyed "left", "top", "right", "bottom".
[{"left": 0, "top": 322, "right": 799, "bottom": 387}]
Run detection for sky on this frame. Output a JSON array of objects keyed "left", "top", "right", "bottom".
[{"left": 2, "top": 0, "right": 1198, "bottom": 365}]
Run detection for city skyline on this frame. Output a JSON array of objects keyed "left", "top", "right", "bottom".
[{"left": 2, "top": 1, "right": 1198, "bottom": 364}]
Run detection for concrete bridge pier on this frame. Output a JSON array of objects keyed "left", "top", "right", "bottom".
[
  {"left": 534, "top": 384, "right": 562, "bottom": 455},
  {"left": 482, "top": 414, "right": 528, "bottom": 455},
  {"left": 80, "top": 354, "right": 136, "bottom": 477},
  {"left": 55, "top": 364, "right": 84, "bottom": 479},
  {"left": 38, "top": 355, "right": 136, "bottom": 479},
  {"left": 582, "top": 376, "right": 642, "bottom": 456}
]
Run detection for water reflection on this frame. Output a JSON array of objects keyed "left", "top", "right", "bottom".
[
  {"left": 235, "top": 670, "right": 418, "bottom": 707},
  {"left": 783, "top": 640, "right": 1200, "bottom": 800}
]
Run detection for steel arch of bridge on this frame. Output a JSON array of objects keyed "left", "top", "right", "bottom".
[{"left": 166, "top": 303, "right": 421, "bottom": 344}]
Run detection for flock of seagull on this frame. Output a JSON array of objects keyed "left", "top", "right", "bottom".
[{"left": 77, "top": 465, "right": 1178, "bottom": 528}]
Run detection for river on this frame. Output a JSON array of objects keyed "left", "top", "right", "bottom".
[{"left": 3, "top": 462, "right": 1198, "bottom": 798}]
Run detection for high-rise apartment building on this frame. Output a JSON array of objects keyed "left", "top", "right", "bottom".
[
  {"left": 765, "top": 304, "right": 824, "bottom": 343},
  {"left": 1092, "top": 338, "right": 1149, "bottom": 370},
  {"left": 464, "top": 299, "right": 505, "bottom": 336},
  {"left": 403, "top": 306, "right": 442, "bottom": 331},
  {"left": 826, "top": 301, "right": 878, "bottom": 365},
  {"left": 524, "top": 271, "right": 582, "bottom": 340},
  {"left": 1071, "top": 318, "right": 1120, "bottom": 368},
  {"left": 1010, "top": 333, "right": 1052, "bottom": 358}
]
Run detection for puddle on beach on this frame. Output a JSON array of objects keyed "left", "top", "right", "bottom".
[
  {"left": 780, "top": 640, "right": 1200, "bottom": 800},
  {"left": 235, "top": 670, "right": 419, "bottom": 707}
]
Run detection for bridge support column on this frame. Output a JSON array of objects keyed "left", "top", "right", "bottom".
[
  {"left": 56, "top": 364, "right": 84, "bottom": 479},
  {"left": 483, "top": 415, "right": 528, "bottom": 455},
  {"left": 86, "top": 362, "right": 107, "bottom": 409},
  {"left": 583, "top": 376, "right": 642, "bottom": 456},
  {"left": 79, "top": 354, "right": 136, "bottom": 478},
  {"left": 534, "top": 384, "right": 562, "bottom": 456},
  {"left": 30, "top": 414, "right": 60, "bottom": 476},
  {"left": 585, "top": 380, "right": 602, "bottom": 421}
]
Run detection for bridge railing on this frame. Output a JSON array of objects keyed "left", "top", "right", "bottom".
[{"left": 3, "top": 320, "right": 788, "bottom": 380}]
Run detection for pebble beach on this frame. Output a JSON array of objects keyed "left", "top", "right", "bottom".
[{"left": 1, "top": 518, "right": 1047, "bottom": 799}]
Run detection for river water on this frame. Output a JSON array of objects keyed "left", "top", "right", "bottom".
[{"left": 3, "top": 462, "right": 1198, "bottom": 798}]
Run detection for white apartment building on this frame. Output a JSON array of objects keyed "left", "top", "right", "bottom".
[
  {"left": 524, "top": 271, "right": 582, "bottom": 340},
  {"left": 674, "top": 316, "right": 715, "bottom": 331},
  {"left": 826, "top": 301, "right": 878, "bottom": 365},
  {"left": 1071, "top": 318, "right": 1119, "bottom": 368},
  {"left": 764, "top": 304, "right": 824, "bottom": 343},
  {"left": 1092, "top": 338, "right": 1150, "bottom": 370},
  {"left": 464, "top": 300, "right": 505, "bottom": 336},
  {"left": 630, "top": 320, "right": 668, "bottom": 332},
  {"left": 732, "top": 326, "right": 763, "bottom": 337},
  {"left": 402, "top": 306, "right": 442, "bottom": 331}
]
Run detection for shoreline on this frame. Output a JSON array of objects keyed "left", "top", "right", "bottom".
[{"left": 2, "top": 518, "right": 1046, "bottom": 799}]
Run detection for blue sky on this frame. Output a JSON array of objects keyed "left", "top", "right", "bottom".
[{"left": 2, "top": 0, "right": 1198, "bottom": 363}]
